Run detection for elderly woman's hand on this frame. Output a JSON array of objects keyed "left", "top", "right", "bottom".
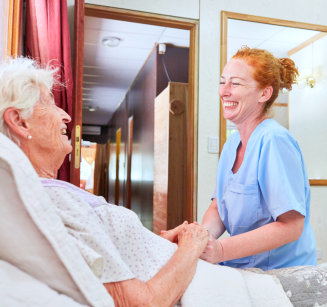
[
  {"left": 177, "top": 223, "right": 209, "bottom": 257},
  {"left": 160, "top": 221, "right": 189, "bottom": 243},
  {"left": 200, "top": 237, "right": 223, "bottom": 264},
  {"left": 105, "top": 223, "right": 209, "bottom": 307}
]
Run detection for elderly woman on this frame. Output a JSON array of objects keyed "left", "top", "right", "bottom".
[
  {"left": 201, "top": 47, "right": 316, "bottom": 270},
  {"left": 0, "top": 57, "right": 210, "bottom": 306}
]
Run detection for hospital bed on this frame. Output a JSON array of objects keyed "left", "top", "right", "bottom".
[{"left": 0, "top": 132, "right": 326, "bottom": 307}]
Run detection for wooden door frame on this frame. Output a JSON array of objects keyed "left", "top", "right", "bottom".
[
  {"left": 71, "top": 0, "right": 84, "bottom": 186},
  {"left": 5, "top": 0, "right": 23, "bottom": 58},
  {"left": 71, "top": 3, "right": 199, "bottom": 221}
]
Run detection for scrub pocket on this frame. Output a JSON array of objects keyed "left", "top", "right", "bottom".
[{"left": 222, "top": 182, "right": 260, "bottom": 233}]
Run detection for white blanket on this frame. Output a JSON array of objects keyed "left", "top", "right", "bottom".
[
  {"left": 0, "top": 258, "right": 293, "bottom": 307},
  {"left": 182, "top": 260, "right": 292, "bottom": 307}
]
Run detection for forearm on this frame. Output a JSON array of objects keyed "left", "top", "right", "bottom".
[
  {"left": 147, "top": 244, "right": 200, "bottom": 305},
  {"left": 104, "top": 246, "right": 199, "bottom": 307},
  {"left": 201, "top": 199, "right": 225, "bottom": 239},
  {"left": 105, "top": 223, "right": 208, "bottom": 306},
  {"left": 220, "top": 212, "right": 304, "bottom": 262}
]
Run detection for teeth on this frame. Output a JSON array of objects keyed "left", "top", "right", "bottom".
[
  {"left": 223, "top": 102, "right": 238, "bottom": 107},
  {"left": 61, "top": 129, "right": 67, "bottom": 135}
]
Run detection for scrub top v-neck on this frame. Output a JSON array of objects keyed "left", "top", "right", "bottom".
[{"left": 212, "top": 119, "right": 316, "bottom": 270}]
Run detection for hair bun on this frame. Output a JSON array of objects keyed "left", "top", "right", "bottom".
[{"left": 278, "top": 58, "right": 299, "bottom": 90}]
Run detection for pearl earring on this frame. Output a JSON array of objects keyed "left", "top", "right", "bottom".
[{"left": 27, "top": 135, "right": 32, "bottom": 140}]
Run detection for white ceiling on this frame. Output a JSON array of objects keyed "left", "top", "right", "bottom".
[
  {"left": 228, "top": 19, "right": 319, "bottom": 59},
  {"left": 83, "top": 17, "right": 321, "bottom": 126},
  {"left": 83, "top": 17, "right": 190, "bottom": 125}
]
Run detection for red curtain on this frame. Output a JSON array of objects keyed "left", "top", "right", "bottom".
[{"left": 25, "top": 0, "right": 73, "bottom": 182}]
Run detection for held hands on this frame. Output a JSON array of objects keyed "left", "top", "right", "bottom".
[
  {"left": 177, "top": 223, "right": 209, "bottom": 257},
  {"left": 161, "top": 222, "right": 223, "bottom": 263},
  {"left": 200, "top": 237, "right": 223, "bottom": 264},
  {"left": 160, "top": 221, "right": 209, "bottom": 257},
  {"left": 160, "top": 221, "right": 189, "bottom": 243}
]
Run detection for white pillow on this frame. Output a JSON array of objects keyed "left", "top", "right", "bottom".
[
  {"left": 0, "top": 133, "right": 114, "bottom": 307},
  {"left": 0, "top": 260, "right": 86, "bottom": 307}
]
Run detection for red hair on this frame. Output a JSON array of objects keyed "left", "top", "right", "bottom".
[{"left": 232, "top": 46, "right": 298, "bottom": 113}]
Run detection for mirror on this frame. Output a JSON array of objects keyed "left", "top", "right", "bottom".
[{"left": 220, "top": 11, "right": 327, "bottom": 185}]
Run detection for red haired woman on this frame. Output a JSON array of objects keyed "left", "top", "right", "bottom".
[{"left": 201, "top": 47, "right": 316, "bottom": 270}]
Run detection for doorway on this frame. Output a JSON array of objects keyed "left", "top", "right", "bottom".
[{"left": 72, "top": 4, "right": 198, "bottom": 229}]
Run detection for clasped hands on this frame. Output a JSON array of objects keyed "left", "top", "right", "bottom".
[{"left": 160, "top": 222, "right": 223, "bottom": 263}]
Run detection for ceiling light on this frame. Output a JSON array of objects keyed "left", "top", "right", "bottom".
[
  {"left": 102, "top": 36, "right": 121, "bottom": 47},
  {"left": 83, "top": 103, "right": 97, "bottom": 112},
  {"left": 306, "top": 76, "right": 316, "bottom": 88},
  {"left": 295, "top": 75, "right": 316, "bottom": 89}
]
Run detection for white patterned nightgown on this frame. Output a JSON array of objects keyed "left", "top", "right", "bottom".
[
  {"left": 40, "top": 180, "right": 293, "bottom": 307},
  {"left": 42, "top": 179, "right": 177, "bottom": 284}
]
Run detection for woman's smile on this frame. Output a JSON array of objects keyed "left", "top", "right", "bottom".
[{"left": 222, "top": 101, "right": 238, "bottom": 108}]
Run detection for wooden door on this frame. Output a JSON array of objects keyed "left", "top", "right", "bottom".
[{"left": 153, "top": 82, "right": 188, "bottom": 233}]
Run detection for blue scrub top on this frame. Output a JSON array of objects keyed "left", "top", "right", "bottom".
[{"left": 213, "top": 119, "right": 316, "bottom": 270}]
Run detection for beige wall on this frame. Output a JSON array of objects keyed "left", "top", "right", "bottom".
[
  {"left": 288, "top": 34, "right": 327, "bottom": 263},
  {"left": 289, "top": 35, "right": 327, "bottom": 179},
  {"left": 84, "top": 0, "right": 327, "bottom": 263}
]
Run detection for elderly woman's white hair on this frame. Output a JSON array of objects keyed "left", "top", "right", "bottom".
[{"left": 0, "top": 57, "right": 56, "bottom": 142}]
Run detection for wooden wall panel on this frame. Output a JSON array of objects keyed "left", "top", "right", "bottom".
[
  {"left": 116, "top": 103, "right": 127, "bottom": 206},
  {"left": 153, "top": 83, "right": 187, "bottom": 234},
  {"left": 153, "top": 87, "right": 170, "bottom": 233},
  {"left": 107, "top": 97, "right": 127, "bottom": 206},
  {"left": 108, "top": 140, "right": 116, "bottom": 205},
  {"left": 126, "top": 116, "right": 133, "bottom": 210},
  {"left": 115, "top": 128, "right": 121, "bottom": 205},
  {"left": 126, "top": 49, "right": 157, "bottom": 229},
  {"left": 167, "top": 83, "right": 188, "bottom": 228}
]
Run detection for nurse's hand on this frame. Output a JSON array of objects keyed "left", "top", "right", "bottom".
[{"left": 200, "top": 237, "right": 223, "bottom": 263}]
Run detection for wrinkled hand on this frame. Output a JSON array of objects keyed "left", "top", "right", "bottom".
[
  {"left": 200, "top": 237, "right": 223, "bottom": 264},
  {"left": 160, "top": 221, "right": 189, "bottom": 243},
  {"left": 177, "top": 223, "right": 209, "bottom": 257}
]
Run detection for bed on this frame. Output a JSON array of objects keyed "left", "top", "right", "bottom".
[{"left": 0, "top": 132, "right": 326, "bottom": 307}]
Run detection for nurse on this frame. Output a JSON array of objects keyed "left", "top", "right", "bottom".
[{"left": 201, "top": 46, "right": 317, "bottom": 270}]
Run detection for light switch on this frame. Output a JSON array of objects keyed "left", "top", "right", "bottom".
[{"left": 208, "top": 136, "right": 219, "bottom": 154}]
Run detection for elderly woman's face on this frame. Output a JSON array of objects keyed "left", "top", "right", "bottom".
[
  {"left": 219, "top": 59, "right": 265, "bottom": 126},
  {"left": 26, "top": 86, "right": 72, "bottom": 160}
]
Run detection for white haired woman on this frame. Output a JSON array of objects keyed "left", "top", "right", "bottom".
[{"left": 0, "top": 57, "right": 209, "bottom": 306}]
